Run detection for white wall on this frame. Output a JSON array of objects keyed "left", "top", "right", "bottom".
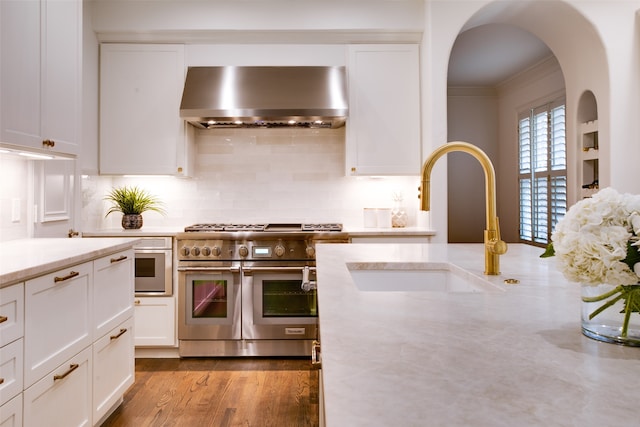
[{"left": 0, "top": 155, "right": 31, "bottom": 241}]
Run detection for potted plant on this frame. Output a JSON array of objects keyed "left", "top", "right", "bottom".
[{"left": 105, "top": 185, "right": 165, "bottom": 229}]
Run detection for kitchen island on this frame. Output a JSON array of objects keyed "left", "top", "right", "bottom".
[{"left": 315, "top": 243, "right": 639, "bottom": 427}]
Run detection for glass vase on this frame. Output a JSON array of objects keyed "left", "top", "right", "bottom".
[
  {"left": 391, "top": 202, "right": 408, "bottom": 228},
  {"left": 581, "top": 283, "right": 640, "bottom": 346}
]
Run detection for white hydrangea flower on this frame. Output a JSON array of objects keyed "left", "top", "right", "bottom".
[{"left": 551, "top": 187, "right": 640, "bottom": 286}]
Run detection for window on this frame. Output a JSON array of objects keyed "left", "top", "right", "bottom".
[{"left": 518, "top": 100, "right": 567, "bottom": 246}]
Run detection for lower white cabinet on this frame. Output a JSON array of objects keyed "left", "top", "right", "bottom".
[
  {"left": 0, "top": 339, "right": 23, "bottom": 407},
  {"left": 6, "top": 246, "right": 135, "bottom": 426},
  {"left": 93, "top": 317, "right": 134, "bottom": 423},
  {"left": 134, "top": 296, "right": 176, "bottom": 347},
  {"left": 24, "top": 262, "right": 92, "bottom": 388},
  {"left": 93, "top": 249, "right": 135, "bottom": 339},
  {"left": 23, "top": 346, "right": 92, "bottom": 427},
  {"left": 0, "top": 394, "right": 23, "bottom": 427}
]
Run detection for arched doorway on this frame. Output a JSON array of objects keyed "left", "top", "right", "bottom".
[{"left": 438, "top": 0, "right": 608, "bottom": 244}]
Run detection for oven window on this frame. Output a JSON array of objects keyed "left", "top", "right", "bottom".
[
  {"left": 135, "top": 258, "right": 156, "bottom": 277},
  {"left": 262, "top": 280, "right": 317, "bottom": 317},
  {"left": 193, "top": 280, "right": 228, "bottom": 318}
]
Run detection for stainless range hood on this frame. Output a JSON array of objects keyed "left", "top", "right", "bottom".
[{"left": 180, "top": 66, "right": 348, "bottom": 129}]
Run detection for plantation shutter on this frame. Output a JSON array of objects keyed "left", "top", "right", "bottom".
[{"left": 518, "top": 100, "right": 566, "bottom": 245}]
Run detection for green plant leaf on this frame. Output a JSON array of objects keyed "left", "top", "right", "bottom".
[
  {"left": 540, "top": 242, "right": 555, "bottom": 258},
  {"left": 620, "top": 285, "right": 640, "bottom": 314},
  {"left": 104, "top": 185, "right": 165, "bottom": 217}
]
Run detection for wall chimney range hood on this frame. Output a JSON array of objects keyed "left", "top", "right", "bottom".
[{"left": 179, "top": 66, "right": 348, "bottom": 129}]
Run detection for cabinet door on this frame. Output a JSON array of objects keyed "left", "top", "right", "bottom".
[
  {"left": 0, "top": 394, "right": 23, "bottom": 427},
  {"left": 93, "top": 249, "right": 135, "bottom": 339},
  {"left": 0, "top": 283, "right": 24, "bottom": 348},
  {"left": 0, "top": 0, "right": 41, "bottom": 149},
  {"left": 0, "top": 0, "right": 80, "bottom": 154},
  {"left": 23, "top": 346, "right": 92, "bottom": 427},
  {"left": 99, "top": 44, "right": 186, "bottom": 175},
  {"left": 134, "top": 296, "right": 176, "bottom": 347},
  {"left": 24, "top": 261, "right": 92, "bottom": 388},
  {"left": 93, "top": 317, "right": 134, "bottom": 423},
  {"left": 0, "top": 338, "right": 23, "bottom": 407},
  {"left": 346, "top": 44, "right": 421, "bottom": 175}
]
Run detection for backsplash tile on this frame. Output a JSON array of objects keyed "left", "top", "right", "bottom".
[{"left": 83, "top": 127, "right": 420, "bottom": 230}]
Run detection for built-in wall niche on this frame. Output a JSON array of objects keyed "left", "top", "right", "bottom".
[{"left": 577, "top": 91, "right": 598, "bottom": 198}]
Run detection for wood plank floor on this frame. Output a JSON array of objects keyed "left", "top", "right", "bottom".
[{"left": 101, "top": 358, "right": 319, "bottom": 427}]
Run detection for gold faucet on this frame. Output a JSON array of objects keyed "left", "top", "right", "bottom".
[{"left": 420, "top": 141, "right": 507, "bottom": 275}]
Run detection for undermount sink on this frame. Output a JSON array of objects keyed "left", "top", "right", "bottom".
[{"left": 347, "top": 262, "right": 503, "bottom": 293}]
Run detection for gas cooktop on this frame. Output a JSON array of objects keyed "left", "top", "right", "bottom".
[{"left": 183, "top": 223, "right": 343, "bottom": 232}]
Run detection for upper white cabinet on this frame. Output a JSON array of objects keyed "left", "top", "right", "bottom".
[
  {"left": 99, "top": 44, "right": 193, "bottom": 176},
  {"left": 346, "top": 44, "right": 421, "bottom": 175},
  {"left": 0, "top": 0, "right": 81, "bottom": 155}
]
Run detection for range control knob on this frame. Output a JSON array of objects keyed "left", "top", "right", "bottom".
[
  {"left": 306, "top": 246, "right": 316, "bottom": 258},
  {"left": 238, "top": 245, "right": 249, "bottom": 258},
  {"left": 180, "top": 246, "right": 191, "bottom": 257},
  {"left": 191, "top": 246, "right": 201, "bottom": 256},
  {"left": 274, "top": 244, "right": 286, "bottom": 257},
  {"left": 212, "top": 246, "right": 222, "bottom": 256},
  {"left": 201, "top": 246, "right": 211, "bottom": 256}
]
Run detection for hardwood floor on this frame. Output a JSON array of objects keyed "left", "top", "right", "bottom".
[{"left": 101, "top": 358, "right": 319, "bottom": 427}]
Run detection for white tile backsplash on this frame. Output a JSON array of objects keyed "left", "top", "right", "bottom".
[{"left": 82, "top": 127, "right": 421, "bottom": 230}]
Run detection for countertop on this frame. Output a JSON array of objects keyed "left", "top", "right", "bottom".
[
  {"left": 0, "top": 237, "right": 140, "bottom": 287},
  {"left": 315, "top": 243, "right": 639, "bottom": 427},
  {"left": 82, "top": 227, "right": 181, "bottom": 237},
  {"left": 82, "top": 226, "right": 436, "bottom": 238}
]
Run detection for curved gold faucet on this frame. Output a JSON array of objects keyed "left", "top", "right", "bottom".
[{"left": 420, "top": 141, "right": 507, "bottom": 275}]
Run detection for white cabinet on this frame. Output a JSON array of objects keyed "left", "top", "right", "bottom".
[
  {"left": 93, "top": 317, "right": 134, "bottom": 423},
  {"left": 24, "top": 261, "right": 92, "bottom": 388},
  {"left": 93, "top": 249, "right": 135, "bottom": 339},
  {"left": 23, "top": 346, "right": 92, "bottom": 427},
  {"left": 346, "top": 44, "right": 421, "bottom": 175},
  {"left": 0, "top": 339, "right": 23, "bottom": 408},
  {"left": 14, "top": 247, "right": 135, "bottom": 426},
  {"left": 134, "top": 296, "right": 176, "bottom": 347},
  {"left": 0, "top": 0, "right": 81, "bottom": 155},
  {"left": 99, "top": 44, "right": 193, "bottom": 176},
  {"left": 0, "top": 284, "right": 24, "bottom": 348},
  {"left": 0, "top": 394, "right": 22, "bottom": 427}
]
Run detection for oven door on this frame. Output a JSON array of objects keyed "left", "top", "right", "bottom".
[
  {"left": 135, "top": 249, "right": 172, "bottom": 296},
  {"left": 242, "top": 266, "right": 317, "bottom": 340},
  {"left": 178, "top": 265, "right": 241, "bottom": 340}
]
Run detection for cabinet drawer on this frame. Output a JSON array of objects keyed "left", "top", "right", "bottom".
[
  {"left": 0, "top": 283, "right": 24, "bottom": 347},
  {"left": 23, "top": 346, "right": 92, "bottom": 427},
  {"left": 24, "top": 262, "right": 92, "bottom": 388},
  {"left": 93, "top": 316, "right": 134, "bottom": 423},
  {"left": 93, "top": 249, "right": 135, "bottom": 339},
  {"left": 0, "top": 338, "right": 23, "bottom": 406},
  {"left": 0, "top": 393, "right": 23, "bottom": 427}
]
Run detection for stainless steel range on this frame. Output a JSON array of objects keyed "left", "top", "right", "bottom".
[{"left": 176, "top": 223, "right": 348, "bottom": 357}]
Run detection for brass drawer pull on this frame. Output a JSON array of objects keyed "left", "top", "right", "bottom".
[
  {"left": 110, "top": 328, "right": 127, "bottom": 340},
  {"left": 54, "top": 271, "right": 79, "bottom": 283},
  {"left": 42, "top": 139, "right": 55, "bottom": 148},
  {"left": 0, "top": 378, "right": 4, "bottom": 385},
  {"left": 0, "top": 315, "right": 7, "bottom": 324},
  {"left": 110, "top": 255, "right": 128, "bottom": 263},
  {"left": 53, "top": 363, "right": 79, "bottom": 381}
]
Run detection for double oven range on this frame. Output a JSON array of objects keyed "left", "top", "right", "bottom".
[{"left": 176, "top": 223, "right": 348, "bottom": 357}]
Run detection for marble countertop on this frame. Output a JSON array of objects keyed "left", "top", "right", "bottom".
[
  {"left": 315, "top": 243, "right": 640, "bottom": 426},
  {"left": 345, "top": 226, "right": 435, "bottom": 237},
  {"left": 82, "top": 227, "right": 181, "bottom": 237},
  {"left": 0, "top": 237, "right": 140, "bottom": 287}
]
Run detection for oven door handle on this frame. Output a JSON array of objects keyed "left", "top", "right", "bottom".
[
  {"left": 178, "top": 266, "right": 240, "bottom": 273},
  {"left": 241, "top": 266, "right": 316, "bottom": 276}
]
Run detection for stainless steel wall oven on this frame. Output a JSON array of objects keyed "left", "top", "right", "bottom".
[
  {"left": 134, "top": 237, "right": 173, "bottom": 296},
  {"left": 176, "top": 223, "right": 347, "bottom": 357}
]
